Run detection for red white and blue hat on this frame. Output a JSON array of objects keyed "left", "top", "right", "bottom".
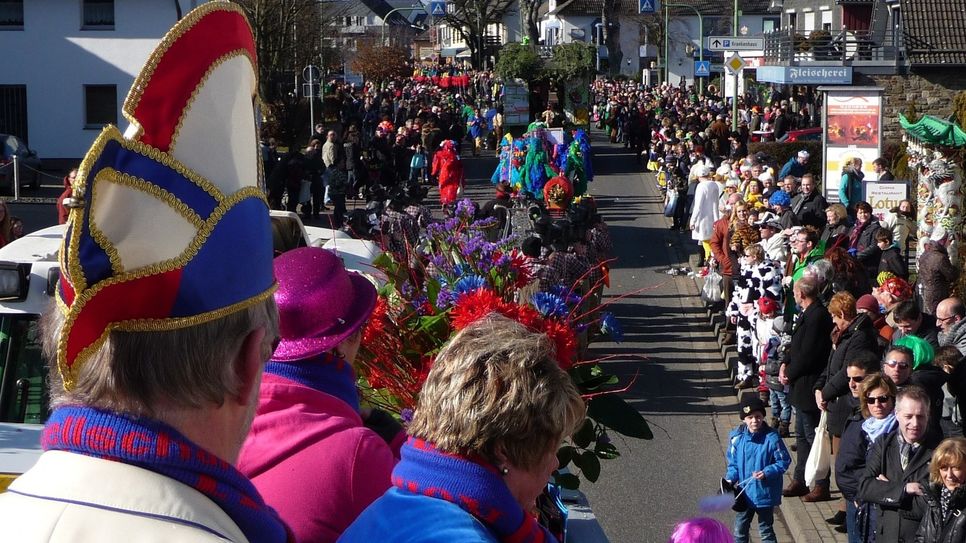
[{"left": 56, "top": 2, "right": 274, "bottom": 389}]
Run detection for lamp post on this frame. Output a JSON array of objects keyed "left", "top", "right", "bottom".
[
  {"left": 663, "top": 3, "right": 704, "bottom": 95},
  {"left": 732, "top": 0, "right": 739, "bottom": 130},
  {"left": 381, "top": 6, "right": 428, "bottom": 46}
]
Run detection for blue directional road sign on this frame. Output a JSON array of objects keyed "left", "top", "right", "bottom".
[
  {"left": 430, "top": 1, "right": 446, "bottom": 17},
  {"left": 639, "top": 0, "right": 658, "bottom": 14},
  {"left": 694, "top": 60, "right": 711, "bottom": 77}
]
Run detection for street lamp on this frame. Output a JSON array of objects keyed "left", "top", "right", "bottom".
[
  {"left": 381, "top": 6, "right": 429, "bottom": 46},
  {"left": 663, "top": 3, "right": 704, "bottom": 95}
]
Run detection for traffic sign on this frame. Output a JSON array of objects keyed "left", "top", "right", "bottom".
[
  {"left": 302, "top": 65, "right": 320, "bottom": 83},
  {"left": 694, "top": 60, "right": 711, "bottom": 77},
  {"left": 302, "top": 82, "right": 320, "bottom": 98},
  {"left": 638, "top": 0, "right": 659, "bottom": 14},
  {"left": 725, "top": 53, "right": 746, "bottom": 73},
  {"left": 706, "top": 36, "right": 764, "bottom": 51},
  {"left": 430, "top": 1, "right": 446, "bottom": 17}
]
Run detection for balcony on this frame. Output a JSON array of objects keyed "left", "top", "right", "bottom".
[{"left": 762, "top": 28, "right": 907, "bottom": 70}]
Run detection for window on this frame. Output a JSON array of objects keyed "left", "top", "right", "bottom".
[
  {"left": 787, "top": 12, "right": 797, "bottom": 30},
  {"left": 762, "top": 17, "right": 780, "bottom": 33},
  {"left": 83, "top": 0, "right": 114, "bottom": 29},
  {"left": 84, "top": 85, "right": 117, "bottom": 128},
  {"left": 0, "top": 0, "right": 23, "bottom": 28}
]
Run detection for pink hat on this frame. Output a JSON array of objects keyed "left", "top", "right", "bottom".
[
  {"left": 855, "top": 294, "right": 880, "bottom": 315},
  {"left": 272, "top": 247, "right": 377, "bottom": 361}
]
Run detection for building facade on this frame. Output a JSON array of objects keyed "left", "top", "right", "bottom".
[{"left": 0, "top": 0, "right": 205, "bottom": 160}]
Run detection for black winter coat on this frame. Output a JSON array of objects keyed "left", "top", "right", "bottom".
[
  {"left": 786, "top": 302, "right": 834, "bottom": 411},
  {"left": 906, "top": 366, "right": 949, "bottom": 445},
  {"left": 879, "top": 246, "right": 908, "bottom": 279},
  {"left": 916, "top": 484, "right": 966, "bottom": 543},
  {"left": 817, "top": 313, "right": 880, "bottom": 436},
  {"left": 835, "top": 408, "right": 871, "bottom": 501},
  {"left": 792, "top": 191, "right": 828, "bottom": 231},
  {"left": 851, "top": 220, "right": 882, "bottom": 278},
  {"left": 858, "top": 429, "right": 938, "bottom": 543}
]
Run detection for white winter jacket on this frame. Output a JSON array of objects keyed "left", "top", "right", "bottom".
[{"left": 0, "top": 451, "right": 249, "bottom": 542}]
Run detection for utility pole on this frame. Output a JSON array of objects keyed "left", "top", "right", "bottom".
[{"left": 732, "top": 0, "right": 739, "bottom": 130}]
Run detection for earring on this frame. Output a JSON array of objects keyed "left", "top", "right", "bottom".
[{"left": 501, "top": 466, "right": 509, "bottom": 475}]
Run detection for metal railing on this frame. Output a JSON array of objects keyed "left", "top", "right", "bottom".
[{"left": 762, "top": 28, "right": 905, "bottom": 64}]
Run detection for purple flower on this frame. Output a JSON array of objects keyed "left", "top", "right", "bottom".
[
  {"left": 400, "top": 280, "right": 414, "bottom": 298},
  {"left": 435, "top": 287, "right": 455, "bottom": 308},
  {"left": 455, "top": 198, "right": 476, "bottom": 220},
  {"left": 400, "top": 408, "right": 414, "bottom": 424}
]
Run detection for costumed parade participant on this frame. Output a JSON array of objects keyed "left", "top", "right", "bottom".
[
  {"left": 0, "top": 4, "right": 290, "bottom": 541},
  {"left": 432, "top": 140, "right": 464, "bottom": 208}
]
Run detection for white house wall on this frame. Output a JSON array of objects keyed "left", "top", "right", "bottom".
[{"left": 0, "top": 1, "right": 202, "bottom": 160}]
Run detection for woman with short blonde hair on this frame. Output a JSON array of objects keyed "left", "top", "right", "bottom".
[
  {"left": 341, "top": 314, "right": 586, "bottom": 542},
  {"left": 918, "top": 437, "right": 966, "bottom": 542}
]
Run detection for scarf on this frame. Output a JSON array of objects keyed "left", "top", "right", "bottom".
[
  {"left": 849, "top": 219, "right": 867, "bottom": 250},
  {"left": 942, "top": 486, "right": 953, "bottom": 522},
  {"left": 862, "top": 413, "right": 897, "bottom": 443},
  {"left": 264, "top": 352, "right": 360, "bottom": 413},
  {"left": 42, "top": 405, "right": 290, "bottom": 543},
  {"left": 392, "top": 437, "right": 554, "bottom": 543}
]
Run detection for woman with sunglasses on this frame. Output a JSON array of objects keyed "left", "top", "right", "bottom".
[{"left": 836, "top": 371, "right": 898, "bottom": 542}]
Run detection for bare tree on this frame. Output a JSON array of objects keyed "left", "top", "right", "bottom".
[
  {"left": 440, "top": 0, "right": 515, "bottom": 69},
  {"left": 234, "top": 0, "right": 338, "bottom": 144},
  {"left": 518, "top": 0, "right": 541, "bottom": 45},
  {"left": 601, "top": 0, "right": 622, "bottom": 75}
]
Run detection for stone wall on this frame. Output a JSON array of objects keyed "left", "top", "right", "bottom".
[{"left": 854, "top": 70, "right": 966, "bottom": 142}]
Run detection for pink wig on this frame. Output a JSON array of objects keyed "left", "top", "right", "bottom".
[{"left": 668, "top": 517, "right": 734, "bottom": 543}]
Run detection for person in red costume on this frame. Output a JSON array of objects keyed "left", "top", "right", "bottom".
[
  {"left": 432, "top": 140, "right": 464, "bottom": 207},
  {"left": 56, "top": 169, "right": 77, "bottom": 225}
]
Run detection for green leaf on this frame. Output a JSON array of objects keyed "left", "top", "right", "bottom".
[
  {"left": 580, "top": 450, "right": 601, "bottom": 482},
  {"left": 587, "top": 395, "right": 653, "bottom": 439},
  {"left": 572, "top": 418, "right": 595, "bottom": 448},
  {"left": 577, "top": 373, "right": 620, "bottom": 392},
  {"left": 425, "top": 277, "right": 441, "bottom": 308},
  {"left": 556, "top": 445, "right": 575, "bottom": 469},
  {"left": 555, "top": 472, "right": 580, "bottom": 490},
  {"left": 594, "top": 441, "right": 621, "bottom": 460}
]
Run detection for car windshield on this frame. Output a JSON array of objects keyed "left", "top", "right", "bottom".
[{"left": 0, "top": 314, "right": 48, "bottom": 424}]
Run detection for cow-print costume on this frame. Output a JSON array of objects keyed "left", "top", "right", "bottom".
[{"left": 726, "top": 257, "right": 784, "bottom": 381}]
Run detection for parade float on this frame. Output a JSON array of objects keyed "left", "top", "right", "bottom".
[
  {"left": 899, "top": 113, "right": 966, "bottom": 294},
  {"left": 353, "top": 198, "right": 648, "bottom": 490}
]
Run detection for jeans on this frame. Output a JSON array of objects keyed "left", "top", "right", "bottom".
[
  {"left": 734, "top": 507, "right": 776, "bottom": 543},
  {"left": 770, "top": 390, "right": 791, "bottom": 423},
  {"left": 793, "top": 407, "right": 828, "bottom": 486},
  {"left": 846, "top": 499, "right": 861, "bottom": 543}
]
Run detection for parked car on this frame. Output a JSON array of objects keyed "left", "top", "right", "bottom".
[
  {"left": 0, "top": 134, "right": 41, "bottom": 192},
  {"left": 783, "top": 127, "right": 823, "bottom": 142}
]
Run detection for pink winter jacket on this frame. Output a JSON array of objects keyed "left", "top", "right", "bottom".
[{"left": 237, "top": 373, "right": 403, "bottom": 543}]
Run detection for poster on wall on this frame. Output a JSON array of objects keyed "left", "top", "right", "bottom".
[
  {"left": 822, "top": 146, "right": 881, "bottom": 203},
  {"left": 866, "top": 181, "right": 910, "bottom": 224},
  {"left": 826, "top": 94, "right": 881, "bottom": 147},
  {"left": 502, "top": 79, "right": 531, "bottom": 126},
  {"left": 820, "top": 87, "right": 884, "bottom": 203}
]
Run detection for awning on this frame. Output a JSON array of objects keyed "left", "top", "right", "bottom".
[
  {"left": 440, "top": 47, "right": 468, "bottom": 58},
  {"left": 899, "top": 114, "right": 966, "bottom": 147}
]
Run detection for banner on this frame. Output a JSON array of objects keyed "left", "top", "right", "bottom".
[
  {"left": 866, "top": 181, "right": 909, "bottom": 224},
  {"left": 821, "top": 88, "right": 883, "bottom": 202}
]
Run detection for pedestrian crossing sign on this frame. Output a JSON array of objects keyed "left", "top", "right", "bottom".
[
  {"left": 430, "top": 1, "right": 446, "bottom": 17},
  {"left": 694, "top": 60, "right": 711, "bottom": 77},
  {"left": 639, "top": 0, "right": 658, "bottom": 13}
]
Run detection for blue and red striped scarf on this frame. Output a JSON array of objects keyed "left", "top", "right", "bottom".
[
  {"left": 263, "top": 352, "right": 360, "bottom": 412},
  {"left": 392, "top": 437, "right": 555, "bottom": 543},
  {"left": 42, "top": 405, "right": 290, "bottom": 543}
]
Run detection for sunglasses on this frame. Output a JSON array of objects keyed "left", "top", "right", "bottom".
[
  {"left": 866, "top": 395, "right": 893, "bottom": 405},
  {"left": 884, "top": 360, "right": 911, "bottom": 369},
  {"left": 847, "top": 375, "right": 866, "bottom": 382}
]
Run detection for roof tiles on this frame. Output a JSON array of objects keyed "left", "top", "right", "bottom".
[{"left": 900, "top": 0, "right": 966, "bottom": 65}]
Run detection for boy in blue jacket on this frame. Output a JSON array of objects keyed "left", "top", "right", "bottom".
[{"left": 725, "top": 394, "right": 792, "bottom": 543}]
